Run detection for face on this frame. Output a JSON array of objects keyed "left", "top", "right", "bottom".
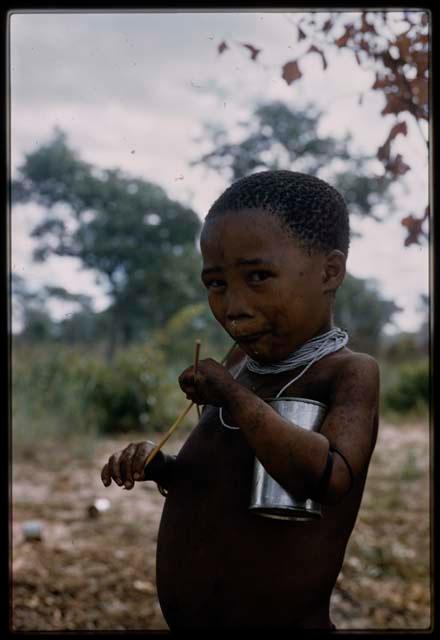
[{"left": 200, "top": 208, "right": 343, "bottom": 364}]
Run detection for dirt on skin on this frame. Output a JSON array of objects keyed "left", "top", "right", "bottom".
[{"left": 11, "top": 419, "right": 431, "bottom": 631}]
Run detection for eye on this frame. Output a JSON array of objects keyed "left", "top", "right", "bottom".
[
  {"left": 248, "top": 270, "right": 273, "bottom": 283},
  {"left": 203, "top": 278, "right": 226, "bottom": 290}
]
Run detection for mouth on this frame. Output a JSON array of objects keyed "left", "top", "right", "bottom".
[{"left": 233, "top": 331, "right": 270, "bottom": 344}]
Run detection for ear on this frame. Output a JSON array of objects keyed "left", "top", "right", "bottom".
[{"left": 322, "top": 250, "right": 346, "bottom": 293}]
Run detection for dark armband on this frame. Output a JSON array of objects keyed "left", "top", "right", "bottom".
[
  {"left": 315, "top": 444, "right": 354, "bottom": 499},
  {"left": 330, "top": 445, "right": 354, "bottom": 496},
  {"left": 315, "top": 446, "right": 334, "bottom": 498}
]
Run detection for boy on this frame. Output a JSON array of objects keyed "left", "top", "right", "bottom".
[{"left": 101, "top": 170, "right": 379, "bottom": 630}]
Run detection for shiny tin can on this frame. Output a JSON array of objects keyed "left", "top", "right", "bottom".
[{"left": 249, "top": 397, "right": 327, "bottom": 521}]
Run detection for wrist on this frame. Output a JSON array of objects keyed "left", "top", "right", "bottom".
[
  {"left": 222, "top": 379, "right": 253, "bottom": 412},
  {"left": 152, "top": 453, "right": 177, "bottom": 489}
]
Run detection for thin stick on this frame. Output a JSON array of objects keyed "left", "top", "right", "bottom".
[
  {"left": 194, "top": 340, "right": 201, "bottom": 419},
  {"left": 142, "top": 342, "right": 237, "bottom": 471},
  {"left": 194, "top": 339, "right": 201, "bottom": 370},
  {"left": 143, "top": 401, "right": 194, "bottom": 469}
]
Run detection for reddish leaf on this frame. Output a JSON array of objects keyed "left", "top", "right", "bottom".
[
  {"left": 381, "top": 93, "right": 408, "bottom": 117},
  {"left": 377, "top": 141, "right": 391, "bottom": 162},
  {"left": 401, "top": 214, "right": 426, "bottom": 246},
  {"left": 410, "top": 77, "right": 428, "bottom": 107},
  {"left": 241, "top": 42, "right": 261, "bottom": 61},
  {"left": 412, "top": 49, "right": 429, "bottom": 75},
  {"left": 282, "top": 60, "right": 303, "bottom": 85},
  {"left": 218, "top": 41, "right": 228, "bottom": 55},
  {"left": 359, "top": 38, "right": 371, "bottom": 53},
  {"left": 377, "top": 122, "right": 408, "bottom": 163},
  {"left": 322, "top": 18, "right": 333, "bottom": 33},
  {"left": 335, "top": 23, "right": 354, "bottom": 47},
  {"left": 360, "top": 13, "right": 377, "bottom": 34},
  {"left": 391, "top": 121, "right": 408, "bottom": 139},
  {"left": 371, "top": 73, "right": 390, "bottom": 89},
  {"left": 395, "top": 33, "right": 412, "bottom": 61},
  {"left": 307, "top": 44, "right": 328, "bottom": 70},
  {"left": 381, "top": 50, "right": 399, "bottom": 72},
  {"left": 386, "top": 153, "right": 410, "bottom": 176}
]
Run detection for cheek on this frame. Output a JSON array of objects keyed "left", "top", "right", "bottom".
[
  {"left": 269, "top": 286, "right": 310, "bottom": 328},
  {"left": 207, "top": 294, "right": 226, "bottom": 325}
]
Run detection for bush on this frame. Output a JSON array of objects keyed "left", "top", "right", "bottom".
[
  {"left": 382, "top": 360, "right": 429, "bottom": 414},
  {"left": 81, "top": 344, "right": 180, "bottom": 434},
  {"left": 12, "top": 341, "right": 188, "bottom": 445}
]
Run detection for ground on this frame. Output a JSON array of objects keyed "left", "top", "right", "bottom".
[{"left": 11, "top": 419, "right": 431, "bottom": 631}]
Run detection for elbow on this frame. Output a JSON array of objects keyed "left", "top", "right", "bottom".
[
  {"left": 316, "top": 480, "right": 350, "bottom": 506},
  {"left": 309, "top": 455, "right": 355, "bottom": 506}
]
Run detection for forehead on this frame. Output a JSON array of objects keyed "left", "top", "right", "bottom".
[{"left": 201, "top": 208, "right": 301, "bottom": 263}]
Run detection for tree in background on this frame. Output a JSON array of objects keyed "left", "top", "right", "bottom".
[
  {"left": 334, "top": 274, "right": 400, "bottom": 354},
  {"left": 193, "top": 100, "right": 394, "bottom": 220},
  {"left": 12, "top": 130, "right": 204, "bottom": 359},
  {"left": 216, "top": 10, "right": 429, "bottom": 246}
]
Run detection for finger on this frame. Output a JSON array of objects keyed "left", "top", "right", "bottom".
[
  {"left": 133, "top": 442, "right": 152, "bottom": 480},
  {"left": 120, "top": 444, "right": 137, "bottom": 489},
  {"left": 108, "top": 452, "right": 123, "bottom": 487},
  {"left": 178, "top": 367, "right": 196, "bottom": 388},
  {"left": 101, "top": 463, "right": 112, "bottom": 487}
]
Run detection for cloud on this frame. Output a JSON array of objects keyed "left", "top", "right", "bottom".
[{"left": 9, "top": 10, "right": 430, "bottom": 332}]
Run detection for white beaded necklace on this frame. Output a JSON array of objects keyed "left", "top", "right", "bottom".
[{"left": 219, "top": 327, "right": 348, "bottom": 430}]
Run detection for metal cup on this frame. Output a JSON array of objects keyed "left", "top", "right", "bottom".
[{"left": 249, "top": 397, "right": 327, "bottom": 521}]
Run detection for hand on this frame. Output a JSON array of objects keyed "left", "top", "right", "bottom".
[
  {"left": 178, "top": 357, "right": 236, "bottom": 407},
  {"left": 100, "top": 441, "right": 166, "bottom": 490}
]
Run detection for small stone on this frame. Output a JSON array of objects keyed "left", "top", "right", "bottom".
[{"left": 22, "top": 520, "right": 43, "bottom": 541}]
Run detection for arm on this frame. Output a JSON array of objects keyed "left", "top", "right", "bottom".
[
  {"left": 179, "top": 354, "right": 379, "bottom": 505},
  {"left": 227, "top": 354, "right": 379, "bottom": 504},
  {"left": 315, "top": 354, "right": 380, "bottom": 504}
]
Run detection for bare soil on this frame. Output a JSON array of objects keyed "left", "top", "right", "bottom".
[{"left": 11, "top": 419, "right": 431, "bottom": 631}]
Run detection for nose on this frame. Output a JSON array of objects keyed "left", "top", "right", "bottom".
[{"left": 224, "top": 290, "right": 254, "bottom": 324}]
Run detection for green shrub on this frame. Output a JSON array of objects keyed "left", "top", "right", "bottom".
[
  {"left": 382, "top": 360, "right": 429, "bottom": 414},
  {"left": 81, "top": 344, "right": 180, "bottom": 434},
  {"left": 155, "top": 302, "right": 233, "bottom": 369},
  {"left": 12, "top": 341, "right": 188, "bottom": 444}
]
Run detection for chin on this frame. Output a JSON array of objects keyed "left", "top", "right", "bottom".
[{"left": 245, "top": 348, "right": 276, "bottom": 364}]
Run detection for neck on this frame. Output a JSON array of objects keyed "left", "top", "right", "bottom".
[{"left": 246, "top": 326, "right": 349, "bottom": 375}]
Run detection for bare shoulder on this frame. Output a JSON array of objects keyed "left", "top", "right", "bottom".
[{"left": 331, "top": 348, "right": 380, "bottom": 399}]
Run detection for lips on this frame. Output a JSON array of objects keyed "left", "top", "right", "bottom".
[{"left": 233, "top": 331, "right": 270, "bottom": 344}]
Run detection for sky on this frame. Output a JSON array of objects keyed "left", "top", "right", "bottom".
[{"left": 9, "top": 10, "right": 430, "bottom": 334}]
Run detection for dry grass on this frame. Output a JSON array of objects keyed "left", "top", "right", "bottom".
[{"left": 11, "top": 419, "right": 431, "bottom": 631}]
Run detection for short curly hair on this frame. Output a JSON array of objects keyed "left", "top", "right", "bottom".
[{"left": 206, "top": 170, "right": 350, "bottom": 256}]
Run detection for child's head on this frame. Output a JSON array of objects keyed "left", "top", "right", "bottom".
[{"left": 200, "top": 170, "right": 349, "bottom": 362}]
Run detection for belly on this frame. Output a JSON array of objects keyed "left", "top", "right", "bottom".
[{"left": 155, "top": 408, "right": 348, "bottom": 629}]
